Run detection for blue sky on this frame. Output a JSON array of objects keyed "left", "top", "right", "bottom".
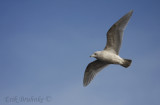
[{"left": 0, "top": 0, "right": 160, "bottom": 105}]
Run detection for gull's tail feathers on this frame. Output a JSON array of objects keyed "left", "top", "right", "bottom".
[{"left": 121, "top": 59, "right": 132, "bottom": 68}]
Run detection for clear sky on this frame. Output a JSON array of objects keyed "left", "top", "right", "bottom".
[{"left": 0, "top": 0, "right": 160, "bottom": 105}]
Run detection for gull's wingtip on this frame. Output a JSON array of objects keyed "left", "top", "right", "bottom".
[
  {"left": 129, "top": 10, "right": 133, "bottom": 14},
  {"left": 124, "top": 10, "right": 133, "bottom": 18},
  {"left": 83, "top": 83, "right": 87, "bottom": 87}
]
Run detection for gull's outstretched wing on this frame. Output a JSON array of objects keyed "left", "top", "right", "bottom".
[
  {"left": 83, "top": 60, "right": 109, "bottom": 87},
  {"left": 104, "top": 10, "right": 133, "bottom": 54}
]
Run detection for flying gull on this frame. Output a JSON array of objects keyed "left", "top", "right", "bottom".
[{"left": 83, "top": 10, "right": 133, "bottom": 87}]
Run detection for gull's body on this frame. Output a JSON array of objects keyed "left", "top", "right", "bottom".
[
  {"left": 93, "top": 51, "right": 124, "bottom": 65},
  {"left": 83, "top": 10, "right": 133, "bottom": 87}
]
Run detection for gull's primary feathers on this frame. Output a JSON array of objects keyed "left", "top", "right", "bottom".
[{"left": 83, "top": 10, "right": 133, "bottom": 87}]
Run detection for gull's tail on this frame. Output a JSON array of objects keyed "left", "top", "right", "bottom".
[{"left": 121, "top": 59, "right": 132, "bottom": 68}]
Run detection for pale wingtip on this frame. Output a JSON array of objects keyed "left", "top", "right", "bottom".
[
  {"left": 83, "top": 82, "right": 88, "bottom": 87},
  {"left": 129, "top": 10, "right": 133, "bottom": 15},
  {"left": 124, "top": 10, "right": 133, "bottom": 18},
  {"left": 83, "top": 84, "right": 87, "bottom": 87},
  {"left": 83, "top": 80, "right": 89, "bottom": 87}
]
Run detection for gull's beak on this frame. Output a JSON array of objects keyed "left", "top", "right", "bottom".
[{"left": 90, "top": 54, "right": 94, "bottom": 57}]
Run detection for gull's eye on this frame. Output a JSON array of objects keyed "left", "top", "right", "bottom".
[{"left": 94, "top": 53, "right": 97, "bottom": 55}]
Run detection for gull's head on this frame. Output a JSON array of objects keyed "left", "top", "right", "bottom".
[{"left": 90, "top": 51, "right": 101, "bottom": 58}]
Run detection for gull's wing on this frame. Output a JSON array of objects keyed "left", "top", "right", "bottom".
[
  {"left": 83, "top": 60, "right": 109, "bottom": 87},
  {"left": 104, "top": 10, "right": 133, "bottom": 54}
]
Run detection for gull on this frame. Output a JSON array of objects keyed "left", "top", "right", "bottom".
[{"left": 83, "top": 10, "right": 133, "bottom": 87}]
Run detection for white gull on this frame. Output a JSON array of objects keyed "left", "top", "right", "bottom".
[{"left": 83, "top": 10, "right": 133, "bottom": 87}]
